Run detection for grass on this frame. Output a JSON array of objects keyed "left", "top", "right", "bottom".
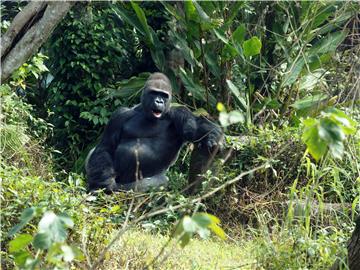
[{"left": 104, "top": 229, "right": 255, "bottom": 270}]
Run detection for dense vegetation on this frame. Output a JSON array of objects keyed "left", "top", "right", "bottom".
[{"left": 1, "top": 1, "right": 359, "bottom": 269}]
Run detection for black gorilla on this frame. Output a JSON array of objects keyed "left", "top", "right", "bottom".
[{"left": 86, "top": 73, "right": 222, "bottom": 192}]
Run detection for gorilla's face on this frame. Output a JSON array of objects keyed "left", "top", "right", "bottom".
[{"left": 142, "top": 89, "right": 170, "bottom": 120}]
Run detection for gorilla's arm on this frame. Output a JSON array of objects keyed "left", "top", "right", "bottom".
[
  {"left": 170, "top": 106, "right": 223, "bottom": 146},
  {"left": 86, "top": 108, "right": 130, "bottom": 191},
  {"left": 170, "top": 106, "right": 223, "bottom": 194}
]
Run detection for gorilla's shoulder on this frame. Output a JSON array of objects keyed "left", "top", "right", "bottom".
[
  {"left": 110, "top": 106, "right": 136, "bottom": 122},
  {"left": 169, "top": 105, "right": 191, "bottom": 114}
]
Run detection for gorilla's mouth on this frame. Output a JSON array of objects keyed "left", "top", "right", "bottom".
[{"left": 152, "top": 109, "right": 163, "bottom": 118}]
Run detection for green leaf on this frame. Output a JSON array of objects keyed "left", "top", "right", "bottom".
[
  {"left": 232, "top": 24, "right": 246, "bottom": 48},
  {"left": 327, "top": 108, "right": 357, "bottom": 135},
  {"left": 299, "top": 69, "right": 327, "bottom": 91},
  {"left": 302, "top": 118, "right": 327, "bottom": 161},
  {"left": 309, "top": 31, "right": 348, "bottom": 56},
  {"left": 319, "top": 118, "right": 345, "bottom": 144},
  {"left": 37, "top": 211, "right": 70, "bottom": 245},
  {"left": 61, "top": 244, "right": 76, "bottom": 262},
  {"left": 214, "top": 29, "right": 229, "bottom": 44},
  {"left": 8, "top": 208, "right": 37, "bottom": 237},
  {"left": 184, "top": 1, "right": 197, "bottom": 22},
  {"left": 221, "top": 43, "right": 238, "bottom": 61},
  {"left": 13, "top": 250, "right": 32, "bottom": 266},
  {"left": 33, "top": 233, "right": 52, "bottom": 250},
  {"left": 131, "top": 2, "right": 153, "bottom": 44},
  {"left": 312, "top": 6, "right": 334, "bottom": 29},
  {"left": 204, "top": 52, "right": 220, "bottom": 78},
  {"left": 114, "top": 73, "right": 150, "bottom": 98},
  {"left": 179, "top": 68, "right": 216, "bottom": 105},
  {"left": 243, "top": 36, "right": 262, "bottom": 57},
  {"left": 219, "top": 110, "right": 245, "bottom": 127},
  {"left": 226, "top": 80, "right": 247, "bottom": 111},
  {"left": 9, "top": 234, "right": 33, "bottom": 253},
  {"left": 112, "top": 6, "right": 145, "bottom": 36},
  {"left": 192, "top": 1, "right": 211, "bottom": 24},
  {"left": 283, "top": 58, "right": 305, "bottom": 87},
  {"left": 290, "top": 94, "right": 328, "bottom": 115}
]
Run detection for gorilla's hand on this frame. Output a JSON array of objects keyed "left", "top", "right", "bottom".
[{"left": 205, "top": 127, "right": 223, "bottom": 151}]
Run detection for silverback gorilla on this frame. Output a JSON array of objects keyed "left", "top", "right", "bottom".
[{"left": 86, "top": 73, "right": 222, "bottom": 192}]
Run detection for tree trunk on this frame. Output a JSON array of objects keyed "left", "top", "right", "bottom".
[
  {"left": 1, "top": 1, "right": 75, "bottom": 82},
  {"left": 331, "top": 216, "right": 360, "bottom": 270},
  {"left": 347, "top": 216, "right": 360, "bottom": 270}
]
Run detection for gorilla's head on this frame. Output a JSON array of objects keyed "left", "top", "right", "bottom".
[{"left": 141, "top": 73, "right": 172, "bottom": 120}]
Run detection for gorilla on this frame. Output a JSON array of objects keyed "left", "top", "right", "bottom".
[{"left": 86, "top": 72, "right": 222, "bottom": 192}]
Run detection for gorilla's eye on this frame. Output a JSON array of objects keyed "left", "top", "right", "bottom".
[{"left": 149, "top": 90, "right": 169, "bottom": 99}]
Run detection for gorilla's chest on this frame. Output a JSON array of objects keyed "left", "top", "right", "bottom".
[
  {"left": 121, "top": 114, "right": 176, "bottom": 139},
  {"left": 114, "top": 114, "right": 182, "bottom": 180}
]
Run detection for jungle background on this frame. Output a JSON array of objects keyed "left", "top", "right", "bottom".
[{"left": 1, "top": 1, "right": 359, "bottom": 269}]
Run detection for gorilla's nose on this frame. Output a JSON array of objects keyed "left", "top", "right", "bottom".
[{"left": 155, "top": 98, "right": 164, "bottom": 105}]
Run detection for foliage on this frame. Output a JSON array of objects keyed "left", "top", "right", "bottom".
[
  {"left": 8, "top": 209, "right": 82, "bottom": 270},
  {"left": 302, "top": 108, "right": 357, "bottom": 161},
  {"left": 174, "top": 213, "right": 225, "bottom": 248}
]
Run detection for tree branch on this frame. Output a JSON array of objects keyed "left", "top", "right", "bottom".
[{"left": 1, "top": 1, "right": 76, "bottom": 82}]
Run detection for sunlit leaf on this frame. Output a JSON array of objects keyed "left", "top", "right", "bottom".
[
  {"left": 243, "top": 36, "right": 262, "bottom": 57},
  {"left": 302, "top": 118, "right": 327, "bottom": 161},
  {"left": 219, "top": 110, "right": 245, "bottom": 127},
  {"left": 9, "top": 234, "right": 33, "bottom": 253},
  {"left": 61, "top": 244, "right": 76, "bottom": 262},
  {"left": 13, "top": 250, "right": 31, "bottom": 266}
]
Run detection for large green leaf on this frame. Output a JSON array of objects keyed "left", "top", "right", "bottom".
[
  {"left": 301, "top": 109, "right": 356, "bottom": 161},
  {"left": 111, "top": 6, "right": 145, "bottom": 36},
  {"left": 33, "top": 211, "right": 74, "bottom": 249},
  {"left": 8, "top": 208, "right": 37, "bottom": 237},
  {"left": 327, "top": 108, "right": 357, "bottom": 135},
  {"left": 232, "top": 24, "right": 246, "bottom": 44},
  {"left": 114, "top": 73, "right": 150, "bottom": 98},
  {"left": 9, "top": 234, "right": 33, "bottom": 253},
  {"left": 302, "top": 118, "right": 327, "bottom": 161},
  {"left": 204, "top": 52, "right": 220, "bottom": 78},
  {"left": 319, "top": 118, "right": 345, "bottom": 159},
  {"left": 232, "top": 24, "right": 246, "bottom": 52},
  {"left": 283, "top": 58, "right": 305, "bottom": 87},
  {"left": 226, "top": 80, "right": 247, "bottom": 111},
  {"left": 131, "top": 2, "right": 153, "bottom": 44},
  {"left": 184, "top": 1, "right": 197, "bottom": 22},
  {"left": 309, "top": 31, "right": 348, "bottom": 56},
  {"left": 291, "top": 94, "right": 328, "bottom": 111},
  {"left": 243, "top": 36, "right": 262, "bottom": 57},
  {"left": 299, "top": 69, "right": 327, "bottom": 91},
  {"left": 179, "top": 68, "right": 216, "bottom": 105}
]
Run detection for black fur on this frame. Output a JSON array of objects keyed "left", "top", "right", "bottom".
[{"left": 86, "top": 73, "right": 222, "bottom": 192}]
